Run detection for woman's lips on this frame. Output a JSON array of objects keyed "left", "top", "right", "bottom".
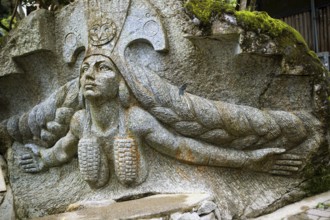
[{"left": 84, "top": 82, "right": 96, "bottom": 89}]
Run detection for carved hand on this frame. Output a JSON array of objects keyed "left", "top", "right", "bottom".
[
  {"left": 245, "top": 148, "right": 302, "bottom": 176},
  {"left": 269, "top": 153, "right": 303, "bottom": 176},
  {"left": 19, "top": 144, "right": 47, "bottom": 173}
]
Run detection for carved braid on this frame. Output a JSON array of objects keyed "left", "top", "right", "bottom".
[
  {"left": 5, "top": 79, "right": 81, "bottom": 146},
  {"left": 113, "top": 137, "right": 138, "bottom": 185},
  {"left": 122, "top": 65, "right": 317, "bottom": 150}
]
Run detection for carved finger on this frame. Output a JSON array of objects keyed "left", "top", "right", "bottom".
[
  {"left": 25, "top": 168, "right": 39, "bottom": 173},
  {"left": 25, "top": 143, "right": 42, "bottom": 155},
  {"left": 269, "top": 170, "right": 292, "bottom": 176},
  {"left": 262, "top": 148, "right": 286, "bottom": 155},
  {"left": 21, "top": 154, "right": 33, "bottom": 160},
  {"left": 278, "top": 154, "right": 301, "bottom": 160},
  {"left": 46, "top": 121, "right": 62, "bottom": 133},
  {"left": 272, "top": 165, "right": 299, "bottom": 172},
  {"left": 55, "top": 107, "right": 74, "bottom": 124},
  {"left": 23, "top": 164, "right": 37, "bottom": 169},
  {"left": 249, "top": 148, "right": 285, "bottom": 160},
  {"left": 275, "top": 160, "right": 303, "bottom": 166},
  {"left": 40, "top": 129, "right": 57, "bottom": 145},
  {"left": 19, "top": 159, "right": 34, "bottom": 165},
  {"left": 273, "top": 148, "right": 286, "bottom": 154}
]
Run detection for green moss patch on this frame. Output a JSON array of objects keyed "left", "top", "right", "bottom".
[
  {"left": 235, "top": 11, "right": 306, "bottom": 45},
  {"left": 0, "top": 16, "right": 17, "bottom": 46},
  {"left": 316, "top": 202, "right": 330, "bottom": 209},
  {"left": 303, "top": 159, "right": 330, "bottom": 196},
  {"left": 235, "top": 10, "right": 320, "bottom": 71},
  {"left": 184, "top": 1, "right": 308, "bottom": 46},
  {"left": 185, "top": 1, "right": 326, "bottom": 74},
  {"left": 185, "top": 0, "right": 235, "bottom": 24}
]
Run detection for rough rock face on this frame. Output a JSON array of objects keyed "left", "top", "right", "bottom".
[{"left": 0, "top": 0, "right": 329, "bottom": 219}]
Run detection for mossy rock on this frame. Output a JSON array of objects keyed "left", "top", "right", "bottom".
[
  {"left": 185, "top": 0, "right": 236, "bottom": 24},
  {"left": 185, "top": 0, "right": 326, "bottom": 75}
]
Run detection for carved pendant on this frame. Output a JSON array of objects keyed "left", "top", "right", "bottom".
[
  {"left": 113, "top": 137, "right": 139, "bottom": 185},
  {"left": 78, "top": 137, "right": 110, "bottom": 188}
]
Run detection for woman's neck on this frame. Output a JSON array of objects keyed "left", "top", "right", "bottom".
[{"left": 88, "top": 98, "right": 119, "bottom": 132}]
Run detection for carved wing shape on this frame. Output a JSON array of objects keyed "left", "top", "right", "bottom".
[{"left": 4, "top": 79, "right": 81, "bottom": 147}]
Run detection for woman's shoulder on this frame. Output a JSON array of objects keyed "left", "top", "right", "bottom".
[
  {"left": 127, "top": 106, "right": 160, "bottom": 135},
  {"left": 70, "top": 110, "right": 88, "bottom": 137}
]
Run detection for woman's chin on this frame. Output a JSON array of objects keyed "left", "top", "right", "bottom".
[{"left": 84, "top": 91, "right": 99, "bottom": 99}]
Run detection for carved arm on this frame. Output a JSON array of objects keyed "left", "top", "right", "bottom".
[
  {"left": 40, "top": 131, "right": 79, "bottom": 167},
  {"left": 19, "top": 120, "right": 79, "bottom": 173},
  {"left": 19, "top": 131, "right": 78, "bottom": 173},
  {"left": 129, "top": 107, "right": 302, "bottom": 175}
]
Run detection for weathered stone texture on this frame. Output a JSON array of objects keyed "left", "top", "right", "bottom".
[{"left": 0, "top": 0, "right": 328, "bottom": 219}]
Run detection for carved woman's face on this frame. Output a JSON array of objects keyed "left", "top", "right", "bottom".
[{"left": 80, "top": 55, "right": 119, "bottom": 100}]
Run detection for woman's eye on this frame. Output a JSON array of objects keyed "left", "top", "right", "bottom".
[
  {"left": 81, "top": 66, "right": 89, "bottom": 73},
  {"left": 99, "top": 65, "right": 111, "bottom": 71}
]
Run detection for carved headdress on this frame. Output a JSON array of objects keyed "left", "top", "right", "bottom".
[
  {"left": 83, "top": 0, "right": 167, "bottom": 63},
  {"left": 84, "top": 0, "right": 131, "bottom": 57}
]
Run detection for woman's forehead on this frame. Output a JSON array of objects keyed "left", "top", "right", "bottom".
[{"left": 83, "top": 55, "right": 113, "bottom": 64}]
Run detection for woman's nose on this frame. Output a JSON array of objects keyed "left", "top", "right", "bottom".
[{"left": 84, "top": 68, "right": 95, "bottom": 79}]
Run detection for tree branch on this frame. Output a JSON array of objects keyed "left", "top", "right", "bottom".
[{"left": 9, "top": 0, "right": 20, "bottom": 30}]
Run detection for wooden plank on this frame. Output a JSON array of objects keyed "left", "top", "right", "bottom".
[
  {"left": 321, "top": 7, "right": 326, "bottom": 51},
  {"left": 301, "top": 12, "right": 308, "bottom": 43},
  {"left": 319, "top": 8, "right": 324, "bottom": 51},
  {"left": 295, "top": 14, "right": 300, "bottom": 34},
  {"left": 290, "top": 15, "right": 294, "bottom": 28},
  {"left": 322, "top": 7, "right": 327, "bottom": 51},
  {"left": 307, "top": 11, "right": 314, "bottom": 49},
  {"left": 303, "top": 12, "right": 308, "bottom": 46},
  {"left": 299, "top": 13, "right": 304, "bottom": 39},
  {"left": 328, "top": 6, "right": 330, "bottom": 51},
  {"left": 288, "top": 16, "right": 293, "bottom": 28},
  {"left": 286, "top": 16, "right": 290, "bottom": 26},
  {"left": 320, "top": 8, "right": 325, "bottom": 51},
  {"left": 303, "top": 12, "right": 309, "bottom": 46},
  {"left": 318, "top": 8, "right": 322, "bottom": 51},
  {"left": 289, "top": 15, "right": 293, "bottom": 28},
  {"left": 293, "top": 14, "right": 297, "bottom": 30},
  {"left": 296, "top": 14, "right": 300, "bottom": 31},
  {"left": 324, "top": 6, "right": 329, "bottom": 51},
  {"left": 292, "top": 15, "right": 295, "bottom": 27}
]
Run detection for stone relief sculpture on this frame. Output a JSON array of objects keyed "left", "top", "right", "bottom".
[
  {"left": 0, "top": 0, "right": 329, "bottom": 219},
  {"left": 17, "top": 52, "right": 318, "bottom": 189},
  {"left": 0, "top": 0, "right": 323, "bottom": 190}
]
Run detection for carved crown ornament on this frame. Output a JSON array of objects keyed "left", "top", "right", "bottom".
[
  {"left": 82, "top": 0, "right": 168, "bottom": 61},
  {"left": 89, "top": 18, "right": 117, "bottom": 46}
]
